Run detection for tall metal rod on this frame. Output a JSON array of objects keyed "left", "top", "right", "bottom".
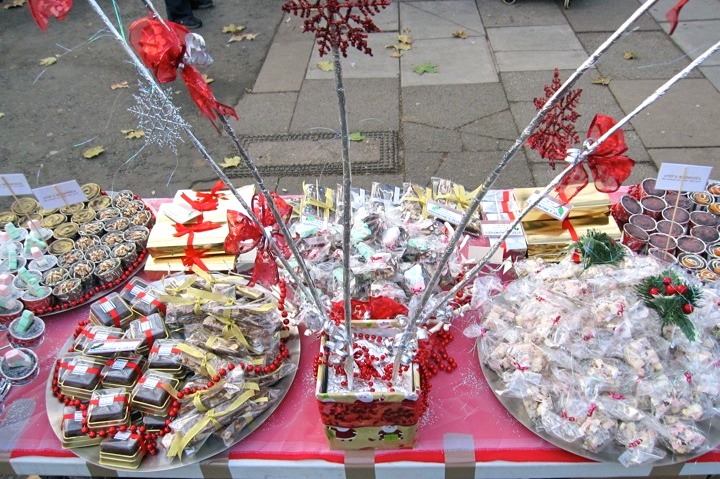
[
  {"left": 331, "top": 42, "right": 355, "bottom": 390},
  {"left": 394, "top": 0, "right": 663, "bottom": 379},
  {"left": 439, "top": 37, "right": 720, "bottom": 308},
  {"left": 86, "top": 0, "right": 329, "bottom": 320}
]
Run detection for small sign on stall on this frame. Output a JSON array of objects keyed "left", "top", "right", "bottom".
[
  {"left": 32, "top": 180, "right": 88, "bottom": 210},
  {"left": 655, "top": 163, "right": 712, "bottom": 192}
]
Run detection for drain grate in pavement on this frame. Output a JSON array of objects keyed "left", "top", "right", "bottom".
[{"left": 226, "top": 131, "right": 399, "bottom": 178}]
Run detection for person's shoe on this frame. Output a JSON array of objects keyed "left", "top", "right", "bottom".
[
  {"left": 170, "top": 15, "right": 202, "bottom": 29},
  {"left": 191, "top": 0, "right": 214, "bottom": 10}
]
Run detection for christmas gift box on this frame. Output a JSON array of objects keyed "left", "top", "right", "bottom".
[
  {"left": 146, "top": 220, "right": 229, "bottom": 259},
  {"left": 459, "top": 221, "right": 528, "bottom": 265},
  {"left": 315, "top": 326, "right": 424, "bottom": 450},
  {"left": 171, "top": 183, "right": 255, "bottom": 225},
  {"left": 480, "top": 189, "right": 521, "bottom": 221},
  {"left": 514, "top": 184, "right": 612, "bottom": 222},
  {"left": 523, "top": 214, "right": 621, "bottom": 262},
  {"left": 99, "top": 430, "right": 146, "bottom": 469},
  {"left": 87, "top": 388, "right": 131, "bottom": 430}
]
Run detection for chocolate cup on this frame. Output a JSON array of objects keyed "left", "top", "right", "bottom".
[
  {"left": 629, "top": 214, "right": 657, "bottom": 232},
  {"left": 640, "top": 195, "right": 667, "bottom": 220},
  {"left": 622, "top": 224, "right": 649, "bottom": 252},
  {"left": 648, "top": 232, "right": 677, "bottom": 253},
  {"left": 615, "top": 195, "right": 642, "bottom": 223},
  {"left": 690, "top": 211, "right": 718, "bottom": 229},
  {"left": 691, "top": 225, "right": 720, "bottom": 245},
  {"left": 663, "top": 192, "right": 694, "bottom": 211},
  {"left": 656, "top": 220, "right": 685, "bottom": 238},
  {"left": 661, "top": 207, "right": 690, "bottom": 226},
  {"left": 648, "top": 247, "right": 677, "bottom": 264},
  {"left": 640, "top": 178, "right": 664, "bottom": 198}
]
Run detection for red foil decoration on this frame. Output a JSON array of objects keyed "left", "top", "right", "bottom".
[
  {"left": 129, "top": 17, "right": 238, "bottom": 127},
  {"left": 666, "top": 0, "right": 690, "bottom": 35},
  {"left": 224, "top": 193, "right": 292, "bottom": 287},
  {"left": 180, "top": 180, "right": 226, "bottom": 212},
  {"left": 173, "top": 214, "right": 222, "bottom": 272},
  {"left": 28, "top": 0, "right": 72, "bottom": 31},
  {"left": 330, "top": 296, "right": 408, "bottom": 322},
  {"left": 556, "top": 114, "right": 635, "bottom": 203}
]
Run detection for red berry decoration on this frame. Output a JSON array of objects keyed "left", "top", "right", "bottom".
[
  {"left": 665, "top": 284, "right": 678, "bottom": 295},
  {"left": 649, "top": 287, "right": 660, "bottom": 296},
  {"left": 662, "top": 276, "right": 673, "bottom": 285},
  {"left": 682, "top": 303, "right": 694, "bottom": 314},
  {"left": 676, "top": 284, "right": 689, "bottom": 295}
]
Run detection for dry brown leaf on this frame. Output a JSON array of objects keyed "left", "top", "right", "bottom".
[
  {"left": 219, "top": 156, "right": 242, "bottom": 168},
  {"left": 452, "top": 29, "right": 468, "bottom": 39},
  {"left": 39, "top": 57, "right": 57, "bottom": 66},
  {"left": 623, "top": 51, "right": 636, "bottom": 60},
  {"left": 397, "top": 34, "right": 412, "bottom": 45},
  {"left": 591, "top": 75, "right": 611, "bottom": 86},
  {"left": 222, "top": 24, "right": 245, "bottom": 34},
  {"left": 227, "top": 33, "right": 258, "bottom": 43},
  {"left": 317, "top": 60, "right": 334, "bottom": 72},
  {"left": 3, "top": 0, "right": 26, "bottom": 9},
  {"left": 202, "top": 74, "right": 214, "bottom": 84},
  {"left": 121, "top": 129, "right": 145, "bottom": 139},
  {"left": 83, "top": 146, "right": 105, "bottom": 159},
  {"left": 389, "top": 51, "right": 402, "bottom": 58},
  {"left": 111, "top": 81, "right": 129, "bottom": 90},
  {"left": 244, "top": 33, "right": 258, "bottom": 40}
]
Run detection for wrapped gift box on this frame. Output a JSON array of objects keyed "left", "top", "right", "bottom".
[
  {"left": 170, "top": 184, "right": 254, "bottom": 224},
  {"left": 480, "top": 189, "right": 520, "bottom": 221},
  {"left": 514, "top": 184, "right": 611, "bottom": 222},
  {"left": 523, "top": 214, "right": 621, "bottom": 262},
  {"left": 146, "top": 221, "right": 229, "bottom": 258}
]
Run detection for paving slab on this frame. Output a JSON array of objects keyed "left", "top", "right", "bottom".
[
  {"left": 399, "top": 1, "right": 485, "bottom": 40},
  {"left": 530, "top": 158, "right": 658, "bottom": 188},
  {"left": 658, "top": 20, "right": 720, "bottom": 67},
  {"left": 229, "top": 92, "right": 298, "bottom": 134},
  {"left": 375, "top": 1, "right": 400, "bottom": 32},
  {"left": 576, "top": 32, "right": 704, "bottom": 81},
  {"left": 700, "top": 66, "right": 720, "bottom": 92},
  {"left": 402, "top": 83, "right": 509, "bottom": 130},
  {"left": 402, "top": 123, "right": 463, "bottom": 152},
  {"left": 487, "top": 25, "right": 584, "bottom": 52},
  {"left": 609, "top": 79, "right": 720, "bottom": 148},
  {"left": 274, "top": 13, "right": 312, "bottom": 43},
  {"left": 403, "top": 152, "right": 446, "bottom": 185},
  {"left": 459, "top": 110, "right": 519, "bottom": 152},
  {"left": 494, "top": 49, "right": 588, "bottom": 72},
  {"left": 475, "top": 0, "right": 567, "bottom": 28},
  {"left": 290, "top": 78, "right": 400, "bottom": 133},
  {"left": 434, "top": 151, "right": 535, "bottom": 189},
  {"left": 399, "top": 37, "right": 498, "bottom": 86},
  {"left": 253, "top": 40, "right": 314, "bottom": 92},
  {"left": 647, "top": 147, "right": 720, "bottom": 170},
  {"left": 646, "top": 0, "right": 720, "bottom": 22},
  {"left": 562, "top": 0, "right": 659, "bottom": 32},
  {"left": 306, "top": 33, "right": 400, "bottom": 80}
]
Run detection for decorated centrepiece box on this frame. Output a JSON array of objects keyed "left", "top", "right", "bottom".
[{"left": 315, "top": 325, "right": 424, "bottom": 450}]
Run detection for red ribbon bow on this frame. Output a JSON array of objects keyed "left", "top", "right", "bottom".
[
  {"left": 556, "top": 114, "right": 635, "bottom": 203},
  {"left": 173, "top": 215, "right": 221, "bottom": 272},
  {"left": 28, "top": 0, "right": 72, "bottom": 31},
  {"left": 180, "top": 180, "right": 227, "bottom": 212},
  {"left": 666, "top": 0, "right": 690, "bottom": 35},
  {"left": 330, "top": 296, "right": 408, "bottom": 322},
  {"left": 129, "top": 17, "right": 238, "bottom": 128},
  {"left": 224, "top": 193, "right": 292, "bottom": 287}
]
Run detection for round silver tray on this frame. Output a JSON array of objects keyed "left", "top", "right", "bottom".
[
  {"left": 477, "top": 341, "right": 720, "bottom": 465},
  {"left": 45, "top": 278, "right": 300, "bottom": 472}
]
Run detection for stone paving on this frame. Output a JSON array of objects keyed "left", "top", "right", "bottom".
[{"left": 227, "top": 0, "right": 719, "bottom": 195}]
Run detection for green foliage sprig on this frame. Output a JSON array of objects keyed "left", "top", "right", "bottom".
[
  {"left": 569, "top": 230, "right": 626, "bottom": 270},
  {"left": 636, "top": 270, "right": 702, "bottom": 341}
]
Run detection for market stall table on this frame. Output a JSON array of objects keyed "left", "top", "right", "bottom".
[{"left": 0, "top": 201, "right": 718, "bottom": 479}]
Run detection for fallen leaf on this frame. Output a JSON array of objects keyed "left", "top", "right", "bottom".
[
  {"left": 39, "top": 57, "right": 57, "bottom": 66},
  {"left": 413, "top": 62, "right": 438, "bottom": 75},
  {"left": 244, "top": 33, "right": 258, "bottom": 40},
  {"left": 219, "top": 156, "right": 242, "bottom": 168},
  {"left": 121, "top": 129, "right": 145, "bottom": 139},
  {"left": 348, "top": 131, "right": 366, "bottom": 142},
  {"left": 111, "top": 81, "right": 129, "bottom": 90},
  {"left": 3, "top": 0, "right": 25, "bottom": 9},
  {"left": 452, "top": 29, "right": 468, "bottom": 39},
  {"left": 591, "top": 75, "right": 611, "bottom": 86},
  {"left": 389, "top": 51, "right": 402, "bottom": 58},
  {"left": 83, "top": 146, "right": 105, "bottom": 159},
  {"left": 317, "top": 60, "right": 334, "bottom": 72},
  {"left": 0, "top": 113, "right": 5, "bottom": 119},
  {"left": 244, "top": 88, "right": 253, "bottom": 94},
  {"left": 623, "top": 51, "right": 636, "bottom": 60},
  {"left": 398, "top": 34, "right": 412, "bottom": 45},
  {"left": 222, "top": 24, "right": 245, "bottom": 34},
  {"left": 202, "top": 73, "right": 214, "bottom": 84}
]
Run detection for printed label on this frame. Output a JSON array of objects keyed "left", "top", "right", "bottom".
[
  {"left": 74, "top": 411, "right": 83, "bottom": 422},
  {"left": 98, "top": 395, "right": 115, "bottom": 407},
  {"left": 72, "top": 363, "right": 89, "bottom": 375},
  {"left": 142, "top": 377, "right": 159, "bottom": 389},
  {"left": 99, "top": 301, "right": 115, "bottom": 313},
  {"left": 527, "top": 191, "right": 572, "bottom": 221},
  {"left": 111, "top": 358, "right": 128, "bottom": 370},
  {"left": 480, "top": 222, "right": 524, "bottom": 238},
  {"left": 158, "top": 344, "right": 174, "bottom": 356},
  {"left": 114, "top": 431, "right": 131, "bottom": 441},
  {"left": 140, "top": 320, "right": 152, "bottom": 332},
  {"left": 426, "top": 199, "right": 464, "bottom": 225}
]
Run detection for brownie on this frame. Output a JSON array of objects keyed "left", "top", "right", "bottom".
[
  {"left": 101, "top": 355, "right": 145, "bottom": 387},
  {"left": 61, "top": 358, "right": 103, "bottom": 390},
  {"left": 88, "top": 389, "right": 128, "bottom": 423},
  {"left": 100, "top": 431, "right": 141, "bottom": 456},
  {"left": 61, "top": 406, "right": 85, "bottom": 439},
  {"left": 90, "top": 293, "right": 133, "bottom": 328},
  {"left": 131, "top": 372, "right": 171, "bottom": 407}
]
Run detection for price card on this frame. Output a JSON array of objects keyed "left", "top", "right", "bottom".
[
  {"left": 74, "top": 411, "right": 84, "bottom": 422},
  {"left": 480, "top": 222, "right": 524, "bottom": 238},
  {"left": 142, "top": 376, "right": 159, "bottom": 389},
  {"left": 98, "top": 395, "right": 115, "bottom": 407},
  {"left": 0, "top": 174, "right": 32, "bottom": 196},
  {"left": 114, "top": 431, "right": 132, "bottom": 441},
  {"left": 111, "top": 358, "right": 128, "bottom": 370},
  {"left": 527, "top": 191, "right": 572, "bottom": 221},
  {"left": 655, "top": 163, "right": 713, "bottom": 192},
  {"left": 72, "top": 363, "right": 89, "bottom": 375},
  {"left": 426, "top": 199, "right": 464, "bottom": 225},
  {"left": 32, "top": 180, "right": 87, "bottom": 210}
]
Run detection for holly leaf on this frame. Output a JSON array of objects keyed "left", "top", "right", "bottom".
[
  {"left": 317, "top": 60, "right": 334, "bottom": 72},
  {"left": 623, "top": 51, "right": 636, "bottom": 60},
  {"left": 452, "top": 29, "right": 468, "bottom": 39},
  {"left": 348, "top": 131, "right": 366, "bottom": 142},
  {"left": 222, "top": 24, "right": 245, "bottom": 34},
  {"left": 3, "top": 0, "right": 26, "bottom": 9},
  {"left": 219, "top": 156, "right": 242, "bottom": 169},
  {"left": 397, "top": 34, "right": 412, "bottom": 45},
  {"left": 111, "top": 81, "right": 129, "bottom": 90},
  {"left": 83, "top": 146, "right": 105, "bottom": 159},
  {"left": 39, "top": 57, "right": 57, "bottom": 66},
  {"left": 202, "top": 74, "right": 214, "bottom": 84},
  {"left": 121, "top": 129, "right": 145, "bottom": 139},
  {"left": 591, "top": 75, "right": 611, "bottom": 86},
  {"left": 413, "top": 62, "right": 438, "bottom": 75}
]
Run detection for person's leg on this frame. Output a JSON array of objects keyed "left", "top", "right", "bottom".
[{"left": 165, "top": 0, "right": 202, "bottom": 28}]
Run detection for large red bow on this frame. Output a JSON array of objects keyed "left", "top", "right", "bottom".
[
  {"left": 173, "top": 215, "right": 222, "bottom": 272},
  {"left": 666, "top": 0, "right": 690, "bottom": 35},
  {"left": 129, "top": 17, "right": 238, "bottom": 128},
  {"left": 28, "top": 0, "right": 72, "bottom": 30},
  {"left": 224, "top": 193, "right": 292, "bottom": 287},
  {"left": 556, "top": 114, "right": 635, "bottom": 203},
  {"left": 330, "top": 296, "right": 408, "bottom": 322},
  {"left": 181, "top": 180, "right": 227, "bottom": 212}
]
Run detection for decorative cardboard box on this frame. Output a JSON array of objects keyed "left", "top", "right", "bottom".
[
  {"left": 523, "top": 214, "right": 621, "bottom": 262},
  {"left": 315, "top": 326, "right": 424, "bottom": 450},
  {"left": 171, "top": 184, "right": 254, "bottom": 224},
  {"left": 514, "top": 184, "right": 611, "bottom": 222}
]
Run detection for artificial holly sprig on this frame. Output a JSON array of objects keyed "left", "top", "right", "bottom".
[
  {"left": 636, "top": 270, "right": 702, "bottom": 341},
  {"left": 569, "top": 229, "right": 626, "bottom": 270}
]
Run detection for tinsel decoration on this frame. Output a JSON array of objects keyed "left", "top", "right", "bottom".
[
  {"left": 128, "top": 82, "right": 189, "bottom": 153},
  {"left": 636, "top": 270, "right": 702, "bottom": 341},
  {"left": 568, "top": 230, "right": 626, "bottom": 270},
  {"left": 281, "top": 0, "right": 390, "bottom": 56},
  {"left": 527, "top": 69, "right": 582, "bottom": 169}
]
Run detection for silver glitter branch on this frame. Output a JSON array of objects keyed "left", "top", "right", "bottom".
[{"left": 394, "top": 0, "right": 663, "bottom": 380}]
